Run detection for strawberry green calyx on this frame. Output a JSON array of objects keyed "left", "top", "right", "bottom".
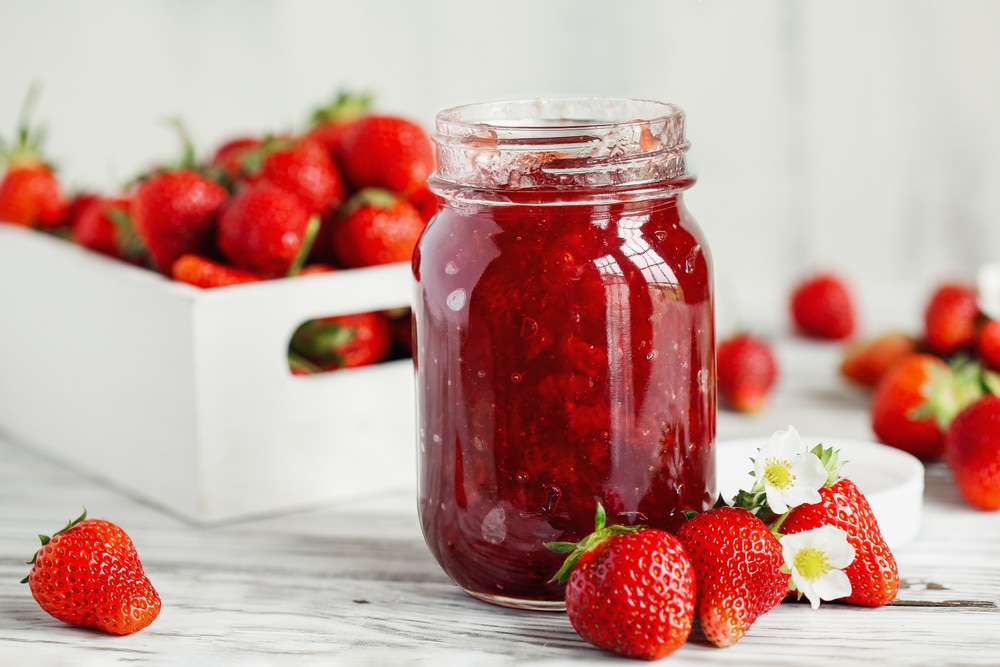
[
  {"left": 310, "top": 90, "right": 372, "bottom": 127},
  {"left": 106, "top": 206, "right": 152, "bottom": 266},
  {"left": 546, "top": 502, "right": 643, "bottom": 584},
  {"left": 2, "top": 83, "right": 51, "bottom": 170},
  {"left": 810, "top": 442, "right": 845, "bottom": 488},
  {"left": 341, "top": 187, "right": 401, "bottom": 217},
  {"left": 21, "top": 508, "right": 87, "bottom": 582},
  {"left": 286, "top": 214, "right": 321, "bottom": 277},
  {"left": 984, "top": 369, "right": 1000, "bottom": 396},
  {"left": 911, "top": 357, "right": 984, "bottom": 430}
]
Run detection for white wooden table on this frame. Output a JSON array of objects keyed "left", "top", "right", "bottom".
[{"left": 1, "top": 339, "right": 999, "bottom": 666}]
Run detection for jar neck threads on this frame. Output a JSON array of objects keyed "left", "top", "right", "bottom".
[{"left": 430, "top": 98, "right": 691, "bottom": 203}]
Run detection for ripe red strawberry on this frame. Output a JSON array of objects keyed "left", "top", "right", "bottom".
[
  {"left": 172, "top": 253, "right": 264, "bottom": 289},
  {"left": 130, "top": 169, "right": 228, "bottom": 274},
  {"left": 790, "top": 273, "right": 857, "bottom": 340},
  {"left": 72, "top": 195, "right": 147, "bottom": 264},
  {"left": 781, "top": 478, "right": 898, "bottom": 606},
  {"left": 840, "top": 331, "right": 918, "bottom": 388},
  {"left": 23, "top": 510, "right": 161, "bottom": 635},
  {"left": 331, "top": 188, "right": 426, "bottom": 268},
  {"left": 218, "top": 181, "right": 319, "bottom": 278},
  {"left": 549, "top": 505, "right": 695, "bottom": 660},
  {"left": 305, "top": 90, "right": 372, "bottom": 157},
  {"left": 924, "top": 282, "right": 979, "bottom": 357},
  {"left": 944, "top": 394, "right": 1000, "bottom": 510},
  {"left": 249, "top": 138, "right": 345, "bottom": 215},
  {"left": 336, "top": 114, "right": 434, "bottom": 194},
  {"left": 870, "top": 353, "right": 959, "bottom": 459},
  {"left": 677, "top": 506, "right": 789, "bottom": 647},
  {"left": 975, "top": 319, "right": 1000, "bottom": 372},
  {"left": 289, "top": 311, "right": 393, "bottom": 370},
  {"left": 0, "top": 88, "right": 68, "bottom": 228},
  {"left": 208, "top": 135, "right": 264, "bottom": 185},
  {"left": 405, "top": 184, "right": 440, "bottom": 223},
  {"left": 0, "top": 163, "right": 68, "bottom": 227},
  {"left": 716, "top": 332, "right": 779, "bottom": 412}
]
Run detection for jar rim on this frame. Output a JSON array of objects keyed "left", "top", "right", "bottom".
[
  {"left": 430, "top": 97, "right": 690, "bottom": 197},
  {"left": 434, "top": 97, "right": 685, "bottom": 136}
]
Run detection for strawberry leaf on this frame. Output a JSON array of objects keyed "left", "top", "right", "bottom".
[{"left": 545, "top": 501, "right": 642, "bottom": 584}]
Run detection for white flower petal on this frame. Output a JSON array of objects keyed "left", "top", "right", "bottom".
[
  {"left": 764, "top": 485, "right": 789, "bottom": 515},
  {"left": 769, "top": 425, "right": 804, "bottom": 458},
  {"left": 811, "top": 568, "right": 853, "bottom": 603},
  {"left": 780, "top": 526, "right": 855, "bottom": 609}
]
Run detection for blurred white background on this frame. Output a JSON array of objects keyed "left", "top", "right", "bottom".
[{"left": 1, "top": 0, "right": 998, "bottom": 334}]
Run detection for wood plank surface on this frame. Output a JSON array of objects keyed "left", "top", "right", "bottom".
[{"left": 1, "top": 338, "right": 999, "bottom": 665}]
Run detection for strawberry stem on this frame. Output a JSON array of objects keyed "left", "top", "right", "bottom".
[
  {"left": 545, "top": 502, "right": 643, "bottom": 584},
  {"left": 21, "top": 508, "right": 87, "bottom": 583},
  {"left": 287, "top": 214, "right": 321, "bottom": 277}
]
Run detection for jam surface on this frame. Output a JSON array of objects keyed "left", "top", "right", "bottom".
[{"left": 413, "top": 193, "right": 716, "bottom": 604}]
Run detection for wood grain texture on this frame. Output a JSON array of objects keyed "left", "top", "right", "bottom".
[{"left": 2, "top": 337, "right": 1000, "bottom": 666}]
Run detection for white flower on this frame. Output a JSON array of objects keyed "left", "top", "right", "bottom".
[
  {"left": 752, "top": 426, "right": 827, "bottom": 514},
  {"left": 781, "top": 525, "right": 855, "bottom": 609},
  {"left": 977, "top": 261, "right": 1000, "bottom": 321}
]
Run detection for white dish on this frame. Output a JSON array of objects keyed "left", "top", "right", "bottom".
[{"left": 715, "top": 436, "right": 925, "bottom": 549}]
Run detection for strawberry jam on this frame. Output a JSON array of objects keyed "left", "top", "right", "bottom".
[{"left": 413, "top": 99, "right": 716, "bottom": 609}]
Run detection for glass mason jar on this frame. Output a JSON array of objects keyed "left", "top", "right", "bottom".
[{"left": 412, "top": 98, "right": 716, "bottom": 610}]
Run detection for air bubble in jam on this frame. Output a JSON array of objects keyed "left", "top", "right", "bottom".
[
  {"left": 510, "top": 372, "right": 523, "bottom": 384},
  {"left": 481, "top": 507, "right": 507, "bottom": 545},
  {"left": 520, "top": 317, "right": 538, "bottom": 339},
  {"left": 446, "top": 288, "right": 467, "bottom": 311},
  {"left": 685, "top": 244, "right": 701, "bottom": 274}
]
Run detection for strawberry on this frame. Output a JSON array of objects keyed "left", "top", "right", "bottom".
[
  {"left": 0, "top": 164, "right": 67, "bottom": 228},
  {"left": 289, "top": 311, "right": 393, "bottom": 370},
  {"left": 0, "top": 89, "right": 67, "bottom": 227},
  {"left": 869, "top": 353, "right": 979, "bottom": 459},
  {"left": 305, "top": 90, "right": 372, "bottom": 157},
  {"left": 217, "top": 181, "right": 319, "bottom": 278},
  {"left": 208, "top": 135, "right": 264, "bottom": 186},
  {"left": 944, "top": 394, "right": 1000, "bottom": 510},
  {"left": 790, "top": 273, "right": 857, "bottom": 340},
  {"left": 677, "top": 506, "right": 789, "bottom": 647},
  {"left": 130, "top": 169, "right": 228, "bottom": 274},
  {"left": 249, "top": 137, "right": 345, "bottom": 215},
  {"left": 405, "top": 184, "right": 440, "bottom": 223},
  {"left": 172, "top": 253, "right": 264, "bottom": 289},
  {"left": 22, "top": 509, "right": 161, "bottom": 635},
  {"left": 331, "top": 188, "right": 426, "bottom": 268},
  {"left": 548, "top": 504, "right": 695, "bottom": 660},
  {"left": 780, "top": 478, "right": 898, "bottom": 606},
  {"left": 975, "top": 318, "right": 1000, "bottom": 372},
  {"left": 840, "top": 331, "right": 918, "bottom": 388},
  {"left": 716, "top": 332, "right": 779, "bottom": 412},
  {"left": 336, "top": 114, "right": 434, "bottom": 194},
  {"left": 72, "top": 195, "right": 147, "bottom": 264},
  {"left": 923, "top": 282, "right": 979, "bottom": 357}
]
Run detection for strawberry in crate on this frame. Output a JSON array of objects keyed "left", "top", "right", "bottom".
[{"left": 0, "top": 86, "right": 68, "bottom": 229}]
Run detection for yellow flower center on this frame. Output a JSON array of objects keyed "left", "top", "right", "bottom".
[
  {"left": 793, "top": 547, "right": 831, "bottom": 581},
  {"left": 764, "top": 459, "right": 794, "bottom": 489}
]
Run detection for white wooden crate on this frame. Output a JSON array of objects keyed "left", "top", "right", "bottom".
[{"left": 0, "top": 225, "right": 415, "bottom": 523}]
